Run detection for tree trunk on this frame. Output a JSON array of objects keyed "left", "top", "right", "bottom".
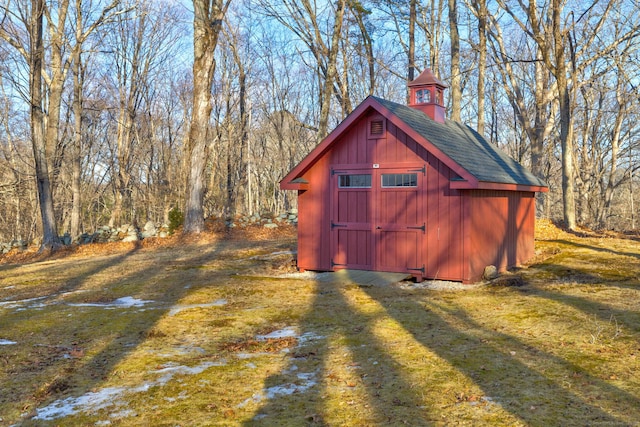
[
  {"left": 353, "top": 4, "right": 375, "bottom": 96},
  {"left": 408, "top": 0, "right": 416, "bottom": 98},
  {"left": 30, "top": 0, "right": 60, "bottom": 250},
  {"left": 531, "top": 48, "right": 550, "bottom": 216},
  {"left": 183, "top": 0, "right": 229, "bottom": 234},
  {"left": 597, "top": 72, "right": 625, "bottom": 229},
  {"left": 110, "top": 103, "right": 133, "bottom": 227},
  {"left": 44, "top": 0, "right": 70, "bottom": 195},
  {"left": 448, "top": 0, "right": 461, "bottom": 121},
  {"left": 475, "top": 0, "right": 487, "bottom": 135},
  {"left": 227, "top": 33, "right": 248, "bottom": 219},
  {"left": 552, "top": 0, "right": 576, "bottom": 230},
  {"left": 70, "top": 49, "right": 83, "bottom": 239},
  {"left": 316, "top": 0, "right": 346, "bottom": 141}
]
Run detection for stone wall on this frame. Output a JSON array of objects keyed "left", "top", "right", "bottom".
[{"left": 0, "top": 209, "right": 299, "bottom": 254}]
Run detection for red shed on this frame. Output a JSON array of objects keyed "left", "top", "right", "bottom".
[{"left": 280, "top": 69, "right": 548, "bottom": 283}]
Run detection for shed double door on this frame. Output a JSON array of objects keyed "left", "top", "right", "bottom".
[{"left": 331, "top": 165, "right": 425, "bottom": 276}]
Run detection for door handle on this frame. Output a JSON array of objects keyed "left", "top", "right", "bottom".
[{"left": 376, "top": 226, "right": 382, "bottom": 229}]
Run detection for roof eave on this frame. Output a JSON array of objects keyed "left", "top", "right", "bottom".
[
  {"left": 281, "top": 177, "right": 310, "bottom": 191},
  {"left": 279, "top": 96, "right": 548, "bottom": 193},
  {"left": 450, "top": 180, "right": 549, "bottom": 192}
]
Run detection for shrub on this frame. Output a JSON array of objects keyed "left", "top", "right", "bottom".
[{"left": 168, "top": 207, "right": 184, "bottom": 234}]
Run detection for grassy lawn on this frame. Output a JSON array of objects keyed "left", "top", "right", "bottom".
[{"left": 0, "top": 222, "right": 639, "bottom": 426}]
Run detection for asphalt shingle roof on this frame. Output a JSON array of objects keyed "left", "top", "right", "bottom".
[{"left": 373, "top": 96, "right": 547, "bottom": 188}]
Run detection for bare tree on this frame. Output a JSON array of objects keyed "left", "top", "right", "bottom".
[
  {"left": 468, "top": 0, "right": 486, "bottom": 135},
  {"left": 486, "top": 10, "right": 556, "bottom": 215},
  {"left": 183, "top": 0, "right": 231, "bottom": 234},
  {"left": 69, "top": 0, "right": 124, "bottom": 238},
  {"left": 448, "top": 0, "right": 461, "bottom": 121},
  {"left": 255, "top": 0, "right": 349, "bottom": 141},
  {"left": 497, "top": 0, "right": 640, "bottom": 229},
  {"left": 0, "top": 0, "right": 59, "bottom": 249}
]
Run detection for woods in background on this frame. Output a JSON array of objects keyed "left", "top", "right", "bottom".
[{"left": 0, "top": 0, "right": 639, "bottom": 247}]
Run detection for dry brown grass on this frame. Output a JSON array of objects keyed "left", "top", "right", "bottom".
[{"left": 1, "top": 221, "right": 639, "bottom": 426}]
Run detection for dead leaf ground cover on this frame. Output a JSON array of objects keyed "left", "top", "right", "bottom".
[{"left": 0, "top": 221, "right": 639, "bottom": 426}]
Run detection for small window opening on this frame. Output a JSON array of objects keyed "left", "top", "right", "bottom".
[
  {"left": 381, "top": 173, "right": 418, "bottom": 188},
  {"left": 416, "top": 89, "right": 431, "bottom": 104},
  {"left": 339, "top": 174, "right": 372, "bottom": 188}
]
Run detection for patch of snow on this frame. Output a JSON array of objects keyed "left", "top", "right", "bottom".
[
  {"left": 33, "top": 386, "right": 126, "bottom": 420},
  {"left": 298, "top": 331, "right": 325, "bottom": 345},
  {"left": 109, "top": 409, "right": 137, "bottom": 419},
  {"left": 273, "top": 271, "right": 331, "bottom": 280},
  {"left": 255, "top": 327, "right": 323, "bottom": 346},
  {"left": 1, "top": 290, "right": 92, "bottom": 311},
  {"left": 238, "top": 371, "right": 317, "bottom": 408},
  {"left": 256, "top": 326, "right": 297, "bottom": 340},
  {"left": 0, "top": 339, "right": 17, "bottom": 345},
  {"left": 33, "top": 360, "right": 222, "bottom": 421},
  {"left": 0, "top": 295, "right": 47, "bottom": 309},
  {"left": 168, "top": 299, "right": 227, "bottom": 316},
  {"left": 110, "top": 296, "right": 152, "bottom": 307},
  {"left": 154, "top": 361, "right": 222, "bottom": 385},
  {"left": 236, "top": 352, "right": 270, "bottom": 359},
  {"left": 397, "top": 280, "right": 484, "bottom": 291},
  {"left": 67, "top": 296, "right": 153, "bottom": 309}
]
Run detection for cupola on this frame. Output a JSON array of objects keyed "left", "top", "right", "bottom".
[{"left": 408, "top": 68, "right": 448, "bottom": 123}]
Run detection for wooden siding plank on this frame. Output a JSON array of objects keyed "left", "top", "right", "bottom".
[{"left": 467, "top": 190, "right": 536, "bottom": 281}]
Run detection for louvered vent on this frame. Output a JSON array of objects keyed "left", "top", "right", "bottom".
[{"left": 370, "top": 120, "right": 383, "bottom": 135}]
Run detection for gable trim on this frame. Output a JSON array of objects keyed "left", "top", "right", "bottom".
[
  {"left": 370, "top": 99, "right": 479, "bottom": 187},
  {"left": 279, "top": 96, "right": 546, "bottom": 192},
  {"left": 280, "top": 98, "right": 381, "bottom": 190}
]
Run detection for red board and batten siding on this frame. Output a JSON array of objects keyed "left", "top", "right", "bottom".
[
  {"left": 428, "top": 158, "right": 465, "bottom": 281},
  {"left": 296, "top": 111, "right": 470, "bottom": 280},
  {"left": 296, "top": 155, "right": 331, "bottom": 271},
  {"left": 290, "top": 105, "right": 541, "bottom": 283},
  {"left": 466, "top": 190, "right": 535, "bottom": 281}
]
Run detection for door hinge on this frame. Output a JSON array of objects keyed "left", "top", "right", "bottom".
[
  {"left": 331, "top": 221, "right": 347, "bottom": 230},
  {"left": 409, "top": 165, "right": 426, "bottom": 175},
  {"left": 407, "top": 265, "right": 425, "bottom": 274},
  {"left": 406, "top": 223, "right": 426, "bottom": 233}
]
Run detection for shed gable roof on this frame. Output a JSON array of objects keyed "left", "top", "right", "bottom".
[{"left": 280, "top": 96, "right": 547, "bottom": 192}]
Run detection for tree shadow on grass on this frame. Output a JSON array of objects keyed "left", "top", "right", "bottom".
[
  {"left": 1, "top": 239, "right": 237, "bottom": 425},
  {"left": 247, "top": 270, "right": 640, "bottom": 426},
  {"left": 360, "top": 283, "right": 640, "bottom": 426},
  {"left": 244, "top": 278, "right": 438, "bottom": 426},
  {"left": 545, "top": 238, "right": 640, "bottom": 260},
  {"left": 518, "top": 263, "right": 640, "bottom": 326}
]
